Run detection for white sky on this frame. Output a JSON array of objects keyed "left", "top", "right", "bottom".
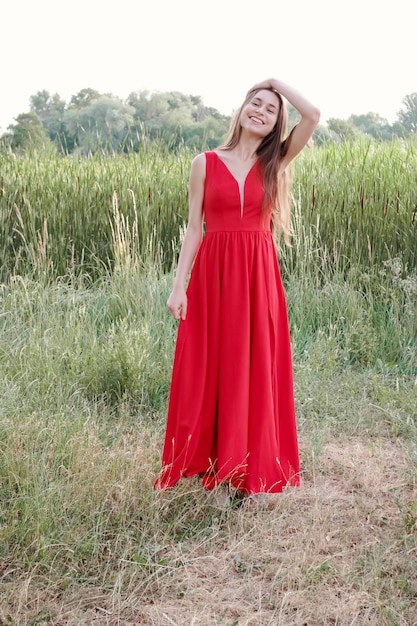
[{"left": 1, "top": 0, "right": 415, "bottom": 133}]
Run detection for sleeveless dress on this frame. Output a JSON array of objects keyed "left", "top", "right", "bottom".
[{"left": 154, "top": 151, "right": 300, "bottom": 494}]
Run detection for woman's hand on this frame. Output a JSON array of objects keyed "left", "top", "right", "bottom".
[
  {"left": 167, "top": 286, "right": 187, "bottom": 320},
  {"left": 247, "top": 79, "right": 276, "bottom": 95}
]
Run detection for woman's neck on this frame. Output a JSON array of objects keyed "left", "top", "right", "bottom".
[{"left": 235, "top": 133, "right": 262, "bottom": 161}]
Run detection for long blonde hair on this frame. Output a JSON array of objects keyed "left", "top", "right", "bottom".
[{"left": 219, "top": 87, "right": 294, "bottom": 244}]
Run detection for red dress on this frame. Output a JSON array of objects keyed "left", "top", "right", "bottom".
[{"left": 154, "top": 151, "right": 300, "bottom": 494}]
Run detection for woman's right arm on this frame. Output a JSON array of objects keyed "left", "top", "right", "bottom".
[
  {"left": 250, "top": 78, "right": 320, "bottom": 169},
  {"left": 166, "top": 152, "right": 206, "bottom": 320}
]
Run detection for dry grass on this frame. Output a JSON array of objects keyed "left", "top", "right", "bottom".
[{"left": 1, "top": 432, "right": 415, "bottom": 626}]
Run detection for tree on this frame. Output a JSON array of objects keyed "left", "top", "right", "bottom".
[
  {"left": 30, "top": 90, "right": 67, "bottom": 145},
  {"left": 8, "top": 112, "right": 53, "bottom": 153},
  {"left": 327, "top": 118, "right": 357, "bottom": 141},
  {"left": 63, "top": 95, "right": 135, "bottom": 154},
  {"left": 312, "top": 124, "right": 333, "bottom": 146},
  {"left": 128, "top": 91, "right": 171, "bottom": 131},
  {"left": 397, "top": 93, "right": 417, "bottom": 135},
  {"left": 68, "top": 88, "right": 101, "bottom": 109},
  {"left": 182, "top": 116, "right": 230, "bottom": 150},
  {"left": 126, "top": 90, "right": 230, "bottom": 149},
  {"left": 347, "top": 112, "right": 406, "bottom": 141},
  {"left": 348, "top": 112, "right": 389, "bottom": 140}
]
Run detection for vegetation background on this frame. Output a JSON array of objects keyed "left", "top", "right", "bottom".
[
  {"left": 1, "top": 86, "right": 417, "bottom": 155},
  {"left": 0, "top": 88, "right": 416, "bottom": 625}
]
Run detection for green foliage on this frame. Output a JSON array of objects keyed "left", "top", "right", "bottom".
[
  {"left": 63, "top": 95, "right": 136, "bottom": 154},
  {"left": 0, "top": 139, "right": 415, "bottom": 400},
  {"left": 348, "top": 112, "right": 402, "bottom": 141},
  {"left": 2, "top": 88, "right": 231, "bottom": 155},
  {"left": 3, "top": 87, "right": 417, "bottom": 159},
  {"left": 286, "top": 260, "right": 417, "bottom": 374},
  {"left": 126, "top": 89, "right": 230, "bottom": 150},
  {"left": 326, "top": 113, "right": 405, "bottom": 143},
  {"left": 68, "top": 87, "right": 101, "bottom": 108},
  {"left": 398, "top": 92, "right": 417, "bottom": 134},
  {"left": 6, "top": 112, "right": 54, "bottom": 153},
  {"left": 327, "top": 117, "right": 357, "bottom": 141},
  {"left": 1, "top": 138, "right": 416, "bottom": 284},
  {"left": 0, "top": 142, "right": 190, "bottom": 280},
  {"left": 0, "top": 269, "right": 175, "bottom": 415},
  {"left": 30, "top": 90, "right": 66, "bottom": 143},
  {"left": 287, "top": 138, "right": 417, "bottom": 274}
]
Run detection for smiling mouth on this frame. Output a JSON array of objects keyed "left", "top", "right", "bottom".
[{"left": 249, "top": 116, "right": 264, "bottom": 125}]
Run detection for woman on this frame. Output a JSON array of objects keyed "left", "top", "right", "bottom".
[{"left": 154, "top": 78, "right": 320, "bottom": 507}]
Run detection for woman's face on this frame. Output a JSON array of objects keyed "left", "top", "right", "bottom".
[{"left": 240, "top": 89, "right": 280, "bottom": 137}]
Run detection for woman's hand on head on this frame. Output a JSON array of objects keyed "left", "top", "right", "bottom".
[
  {"left": 247, "top": 79, "right": 275, "bottom": 95},
  {"left": 167, "top": 287, "right": 187, "bottom": 321}
]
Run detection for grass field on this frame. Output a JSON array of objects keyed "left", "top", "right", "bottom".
[{"left": 0, "top": 139, "right": 416, "bottom": 625}]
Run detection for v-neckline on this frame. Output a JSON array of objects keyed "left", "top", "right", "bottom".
[{"left": 213, "top": 152, "right": 258, "bottom": 216}]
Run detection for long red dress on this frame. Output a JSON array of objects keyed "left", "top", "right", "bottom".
[{"left": 154, "top": 151, "right": 300, "bottom": 494}]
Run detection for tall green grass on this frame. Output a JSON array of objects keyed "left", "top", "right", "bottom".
[
  {"left": 1, "top": 138, "right": 416, "bottom": 281},
  {"left": 0, "top": 142, "right": 190, "bottom": 280},
  {"left": 292, "top": 138, "right": 417, "bottom": 273}
]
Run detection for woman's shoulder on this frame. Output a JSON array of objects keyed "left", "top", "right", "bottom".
[
  {"left": 193, "top": 150, "right": 218, "bottom": 161},
  {"left": 191, "top": 152, "right": 207, "bottom": 170},
  {"left": 191, "top": 150, "right": 219, "bottom": 171},
  {"left": 189, "top": 152, "right": 208, "bottom": 182},
  {"left": 191, "top": 149, "right": 229, "bottom": 174}
]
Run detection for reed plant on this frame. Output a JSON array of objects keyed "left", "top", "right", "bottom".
[
  {"left": 1, "top": 137, "right": 416, "bottom": 281},
  {"left": 0, "top": 141, "right": 190, "bottom": 280},
  {"left": 292, "top": 137, "right": 417, "bottom": 274}
]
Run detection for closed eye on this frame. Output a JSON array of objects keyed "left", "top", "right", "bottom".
[{"left": 251, "top": 98, "right": 277, "bottom": 114}]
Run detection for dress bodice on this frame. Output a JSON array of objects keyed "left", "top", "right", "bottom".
[{"left": 203, "top": 151, "right": 270, "bottom": 232}]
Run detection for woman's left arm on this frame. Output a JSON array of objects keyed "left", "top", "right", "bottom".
[{"left": 251, "top": 78, "right": 321, "bottom": 167}]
